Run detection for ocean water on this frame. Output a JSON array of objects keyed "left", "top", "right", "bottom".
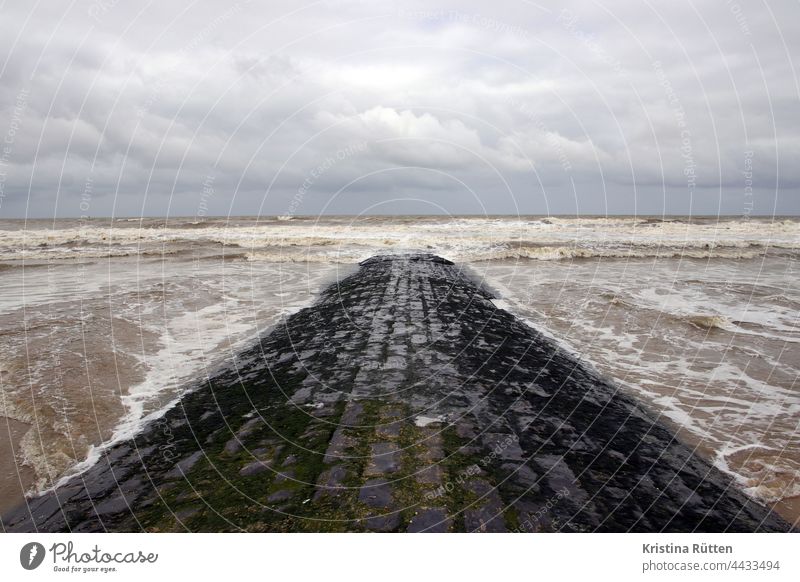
[{"left": 0, "top": 215, "right": 797, "bottom": 511}]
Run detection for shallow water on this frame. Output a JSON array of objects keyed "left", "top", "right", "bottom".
[
  {"left": 476, "top": 256, "right": 799, "bottom": 506},
  {"left": 0, "top": 215, "right": 796, "bottom": 514},
  {"left": 0, "top": 252, "right": 346, "bottom": 491}
]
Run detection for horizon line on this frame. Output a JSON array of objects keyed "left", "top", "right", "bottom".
[{"left": 3, "top": 213, "right": 799, "bottom": 220}]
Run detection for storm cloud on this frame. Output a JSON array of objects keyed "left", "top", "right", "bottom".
[{"left": 0, "top": 0, "right": 798, "bottom": 217}]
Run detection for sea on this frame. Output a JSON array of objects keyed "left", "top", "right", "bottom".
[{"left": 0, "top": 215, "right": 797, "bottom": 518}]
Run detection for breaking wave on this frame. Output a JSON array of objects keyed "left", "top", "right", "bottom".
[
  {"left": 0, "top": 216, "right": 797, "bottom": 264},
  {"left": 685, "top": 314, "right": 733, "bottom": 330}
]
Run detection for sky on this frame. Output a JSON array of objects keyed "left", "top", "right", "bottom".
[{"left": 0, "top": 0, "right": 798, "bottom": 218}]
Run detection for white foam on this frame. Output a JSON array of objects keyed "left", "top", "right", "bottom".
[
  {"left": 42, "top": 261, "right": 346, "bottom": 490},
  {"left": 414, "top": 414, "right": 447, "bottom": 427},
  {"left": 479, "top": 255, "right": 800, "bottom": 505},
  {"left": 1, "top": 216, "right": 797, "bottom": 262}
]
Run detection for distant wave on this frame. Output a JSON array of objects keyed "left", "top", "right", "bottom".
[{"left": 0, "top": 216, "right": 796, "bottom": 263}]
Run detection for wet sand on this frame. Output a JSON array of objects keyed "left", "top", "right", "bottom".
[{"left": 0, "top": 417, "right": 35, "bottom": 516}]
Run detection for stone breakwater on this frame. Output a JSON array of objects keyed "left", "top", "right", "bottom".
[{"left": 1, "top": 255, "right": 792, "bottom": 532}]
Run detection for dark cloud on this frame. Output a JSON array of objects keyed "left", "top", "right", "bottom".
[{"left": 0, "top": 0, "right": 798, "bottom": 217}]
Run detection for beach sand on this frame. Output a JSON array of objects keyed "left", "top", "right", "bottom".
[{"left": 0, "top": 417, "right": 35, "bottom": 516}]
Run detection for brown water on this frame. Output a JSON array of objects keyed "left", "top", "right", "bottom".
[{"left": 478, "top": 255, "right": 799, "bottom": 520}]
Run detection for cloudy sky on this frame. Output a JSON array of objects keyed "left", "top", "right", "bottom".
[{"left": 0, "top": 0, "right": 798, "bottom": 217}]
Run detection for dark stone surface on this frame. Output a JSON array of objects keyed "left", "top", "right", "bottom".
[
  {"left": 239, "top": 460, "right": 271, "bottom": 477},
  {"left": 313, "top": 465, "right": 348, "bottom": 501},
  {"left": 358, "top": 479, "right": 395, "bottom": 509},
  {"left": 365, "top": 443, "right": 400, "bottom": 476},
  {"left": 267, "top": 490, "right": 293, "bottom": 503},
  {"left": 1, "top": 254, "right": 792, "bottom": 533},
  {"left": 408, "top": 508, "right": 451, "bottom": 533},
  {"left": 464, "top": 505, "right": 507, "bottom": 533},
  {"left": 364, "top": 512, "right": 401, "bottom": 532}
]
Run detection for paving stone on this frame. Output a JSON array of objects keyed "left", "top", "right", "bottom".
[
  {"left": 267, "top": 490, "right": 293, "bottom": 503},
  {"left": 375, "top": 421, "right": 403, "bottom": 439},
  {"left": 340, "top": 402, "right": 364, "bottom": 426},
  {"left": 174, "top": 508, "right": 200, "bottom": 522},
  {"left": 501, "top": 462, "right": 540, "bottom": 492},
  {"left": 313, "top": 465, "right": 348, "bottom": 501},
  {"left": 274, "top": 468, "right": 296, "bottom": 483},
  {"left": 464, "top": 505, "right": 507, "bottom": 533},
  {"left": 93, "top": 496, "right": 132, "bottom": 517},
  {"left": 165, "top": 451, "right": 205, "bottom": 479},
  {"left": 418, "top": 430, "right": 444, "bottom": 461},
  {"left": 416, "top": 464, "right": 444, "bottom": 485},
  {"left": 239, "top": 460, "right": 271, "bottom": 477},
  {"left": 364, "top": 512, "right": 401, "bottom": 532},
  {"left": 407, "top": 508, "right": 451, "bottom": 532},
  {"left": 223, "top": 439, "right": 244, "bottom": 455},
  {"left": 365, "top": 442, "right": 400, "bottom": 476},
  {"left": 323, "top": 427, "right": 354, "bottom": 464},
  {"left": 358, "top": 479, "right": 394, "bottom": 509}
]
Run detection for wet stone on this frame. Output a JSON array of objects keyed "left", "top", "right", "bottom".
[
  {"left": 275, "top": 469, "right": 296, "bottom": 483},
  {"left": 165, "top": 451, "right": 204, "bottom": 479},
  {"left": 93, "top": 495, "right": 132, "bottom": 517},
  {"left": 358, "top": 479, "right": 394, "bottom": 509},
  {"left": 224, "top": 439, "right": 244, "bottom": 455},
  {"left": 376, "top": 421, "right": 403, "bottom": 439},
  {"left": 513, "top": 500, "right": 556, "bottom": 532},
  {"left": 407, "top": 508, "right": 451, "bottom": 532},
  {"left": 239, "top": 460, "right": 271, "bottom": 477},
  {"left": 536, "top": 455, "right": 587, "bottom": 505},
  {"left": 381, "top": 406, "right": 404, "bottom": 421},
  {"left": 313, "top": 465, "right": 348, "bottom": 501},
  {"left": 416, "top": 465, "right": 444, "bottom": 485},
  {"left": 482, "top": 433, "right": 526, "bottom": 462},
  {"left": 267, "top": 490, "right": 293, "bottom": 503},
  {"left": 419, "top": 430, "right": 444, "bottom": 462},
  {"left": 8, "top": 495, "right": 65, "bottom": 527},
  {"left": 323, "top": 428, "right": 354, "bottom": 464},
  {"left": 365, "top": 442, "right": 400, "bottom": 476},
  {"left": 310, "top": 402, "right": 338, "bottom": 417},
  {"left": 502, "top": 463, "right": 540, "bottom": 492},
  {"left": 237, "top": 418, "right": 263, "bottom": 438},
  {"left": 453, "top": 416, "right": 479, "bottom": 434},
  {"left": 72, "top": 519, "right": 103, "bottom": 533},
  {"left": 466, "top": 479, "right": 495, "bottom": 497},
  {"left": 174, "top": 490, "right": 200, "bottom": 503},
  {"left": 364, "top": 512, "right": 401, "bottom": 532},
  {"left": 174, "top": 508, "right": 200, "bottom": 522},
  {"left": 340, "top": 402, "right": 364, "bottom": 426},
  {"left": 464, "top": 505, "right": 507, "bottom": 533},
  {"left": 157, "top": 482, "right": 177, "bottom": 496}
]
